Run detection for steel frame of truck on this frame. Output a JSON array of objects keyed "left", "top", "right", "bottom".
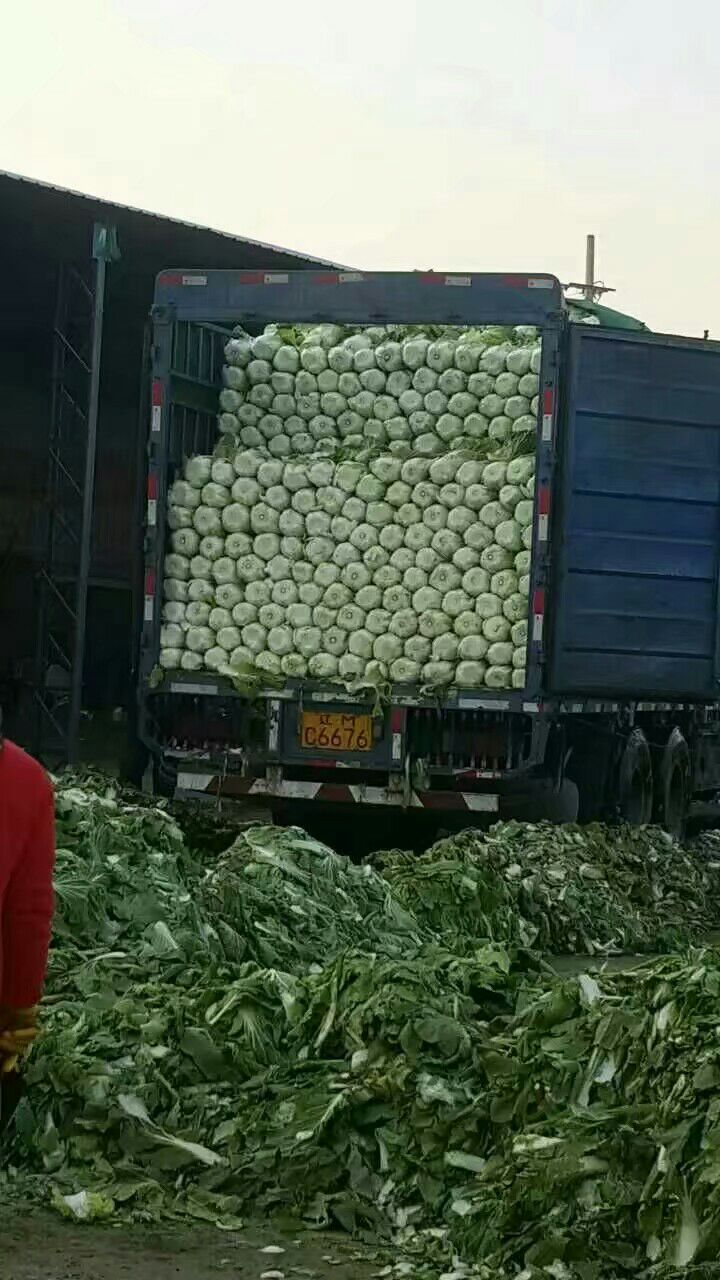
[{"left": 138, "top": 270, "right": 720, "bottom": 834}]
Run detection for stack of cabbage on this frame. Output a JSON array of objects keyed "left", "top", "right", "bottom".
[
  {"left": 160, "top": 323, "right": 540, "bottom": 692},
  {"left": 161, "top": 449, "right": 534, "bottom": 690},
  {"left": 216, "top": 322, "right": 540, "bottom": 456}
]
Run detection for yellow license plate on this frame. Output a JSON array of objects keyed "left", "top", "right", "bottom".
[{"left": 300, "top": 711, "right": 372, "bottom": 752}]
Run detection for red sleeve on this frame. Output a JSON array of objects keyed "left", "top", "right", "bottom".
[{"left": 1, "top": 775, "right": 55, "bottom": 1009}]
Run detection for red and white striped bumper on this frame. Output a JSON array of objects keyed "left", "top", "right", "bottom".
[{"left": 175, "top": 771, "right": 499, "bottom": 812}]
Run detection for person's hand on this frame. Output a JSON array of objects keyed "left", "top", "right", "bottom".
[{"left": 0, "top": 1006, "right": 38, "bottom": 1074}]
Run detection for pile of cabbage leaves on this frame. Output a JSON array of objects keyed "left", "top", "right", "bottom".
[{"left": 6, "top": 778, "right": 720, "bottom": 1279}]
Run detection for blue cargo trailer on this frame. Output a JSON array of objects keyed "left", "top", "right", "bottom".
[{"left": 138, "top": 269, "right": 720, "bottom": 834}]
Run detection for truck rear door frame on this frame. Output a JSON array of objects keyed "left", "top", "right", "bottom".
[{"left": 139, "top": 270, "right": 566, "bottom": 746}]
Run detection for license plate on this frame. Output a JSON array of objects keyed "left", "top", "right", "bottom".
[{"left": 300, "top": 711, "right": 372, "bottom": 752}]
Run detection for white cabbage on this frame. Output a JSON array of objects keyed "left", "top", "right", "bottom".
[
  {"left": 259, "top": 603, "right": 285, "bottom": 630},
  {"left": 491, "top": 569, "right": 518, "bottom": 600},
  {"left": 356, "top": 584, "right": 383, "bottom": 611},
  {"left": 373, "top": 565, "right": 401, "bottom": 590},
  {"left": 348, "top": 629, "right": 373, "bottom": 659},
  {"left": 455, "top": 660, "right": 487, "bottom": 687},
  {"left": 189, "top": 555, "right": 212, "bottom": 580},
  {"left": 429, "top": 561, "right": 462, "bottom": 593},
  {"left": 432, "top": 632, "right": 459, "bottom": 662},
  {"left": 334, "top": 541, "right": 362, "bottom": 569},
  {"left": 159, "top": 647, "right": 182, "bottom": 669},
  {"left": 187, "top": 579, "right": 214, "bottom": 603},
  {"left": 164, "top": 577, "right": 189, "bottom": 603},
  {"left": 503, "top": 592, "right": 528, "bottom": 623},
  {"left": 272, "top": 579, "right": 299, "bottom": 607},
  {"left": 389, "top": 547, "right": 415, "bottom": 574},
  {"left": 164, "top": 553, "right": 190, "bottom": 581},
  {"left": 485, "top": 665, "right": 511, "bottom": 689},
  {"left": 324, "top": 582, "right": 352, "bottom": 610},
  {"left": 225, "top": 532, "right": 252, "bottom": 559},
  {"left": 482, "top": 615, "right": 511, "bottom": 643},
  {"left": 167, "top": 505, "right": 194, "bottom": 531},
  {"left": 373, "top": 634, "right": 403, "bottom": 664},
  {"left": 404, "top": 523, "right": 433, "bottom": 551},
  {"left": 309, "top": 653, "right": 339, "bottom": 678},
  {"left": 312, "top": 604, "right": 336, "bottom": 631},
  {"left": 495, "top": 519, "right": 523, "bottom": 552},
  {"left": 454, "top": 610, "right": 482, "bottom": 639},
  {"left": 184, "top": 456, "right": 213, "bottom": 488},
  {"left": 464, "top": 413, "right": 489, "bottom": 439},
  {"left": 515, "top": 499, "right": 534, "bottom": 528},
  {"left": 212, "top": 557, "right": 237, "bottom": 585},
  {"left": 208, "top": 606, "right": 233, "bottom": 631},
  {"left": 453, "top": 344, "right": 480, "bottom": 375},
  {"left": 458, "top": 633, "right": 489, "bottom": 660},
  {"left": 214, "top": 624, "right": 241, "bottom": 652},
  {"left": 487, "top": 639, "right": 514, "bottom": 668},
  {"left": 423, "top": 504, "right": 448, "bottom": 533},
  {"left": 180, "top": 650, "right": 204, "bottom": 671},
  {"left": 418, "top": 610, "right": 451, "bottom": 639},
  {"left": 480, "top": 545, "right": 514, "bottom": 573},
  {"left": 367, "top": 500, "right": 394, "bottom": 528},
  {"left": 422, "top": 660, "right": 454, "bottom": 685},
  {"left": 256, "top": 651, "right": 282, "bottom": 676},
  {"left": 404, "top": 566, "right": 428, "bottom": 593},
  {"left": 366, "top": 608, "right": 392, "bottom": 636},
  {"left": 171, "top": 528, "right": 200, "bottom": 557},
  {"left": 446, "top": 506, "right": 475, "bottom": 535},
  {"left": 186, "top": 625, "right": 214, "bottom": 653},
  {"left": 201, "top": 482, "right": 230, "bottom": 509},
  {"left": 439, "top": 586, "right": 472, "bottom": 619},
  {"left": 405, "top": 634, "right": 431, "bottom": 663},
  {"left": 245, "top": 579, "right": 272, "bottom": 606},
  {"left": 161, "top": 601, "right": 184, "bottom": 627}
]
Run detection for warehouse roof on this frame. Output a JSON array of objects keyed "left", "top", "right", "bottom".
[{"left": 0, "top": 168, "right": 344, "bottom": 271}]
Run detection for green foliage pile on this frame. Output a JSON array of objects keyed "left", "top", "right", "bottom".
[{"left": 6, "top": 780, "right": 720, "bottom": 1278}]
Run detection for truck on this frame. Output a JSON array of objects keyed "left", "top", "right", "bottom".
[{"left": 138, "top": 270, "right": 720, "bottom": 838}]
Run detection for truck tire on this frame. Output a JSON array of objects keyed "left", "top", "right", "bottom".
[
  {"left": 616, "top": 728, "right": 653, "bottom": 825},
  {"left": 657, "top": 728, "right": 690, "bottom": 839}
]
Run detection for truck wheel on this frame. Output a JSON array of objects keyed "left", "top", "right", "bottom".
[
  {"left": 657, "top": 729, "right": 690, "bottom": 839},
  {"left": 616, "top": 728, "right": 653, "bottom": 825}
]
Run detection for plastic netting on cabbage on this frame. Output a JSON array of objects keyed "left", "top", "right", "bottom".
[{"left": 159, "top": 322, "right": 541, "bottom": 693}]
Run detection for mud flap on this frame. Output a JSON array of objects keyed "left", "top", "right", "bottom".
[{"left": 502, "top": 779, "right": 580, "bottom": 824}]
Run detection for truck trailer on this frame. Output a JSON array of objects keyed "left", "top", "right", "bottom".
[{"left": 139, "top": 270, "right": 720, "bottom": 836}]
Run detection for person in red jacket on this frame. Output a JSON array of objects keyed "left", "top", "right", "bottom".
[{"left": 0, "top": 738, "right": 55, "bottom": 1087}]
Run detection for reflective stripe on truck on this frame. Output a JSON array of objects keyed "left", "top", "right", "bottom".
[{"left": 175, "top": 770, "right": 499, "bottom": 812}]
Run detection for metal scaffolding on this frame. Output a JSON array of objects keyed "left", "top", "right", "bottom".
[{"left": 33, "top": 222, "right": 119, "bottom": 764}]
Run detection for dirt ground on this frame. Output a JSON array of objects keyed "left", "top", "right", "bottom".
[{"left": 0, "top": 1209, "right": 382, "bottom": 1280}]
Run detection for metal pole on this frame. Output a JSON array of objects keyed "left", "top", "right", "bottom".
[
  {"left": 66, "top": 242, "right": 108, "bottom": 762},
  {"left": 584, "top": 234, "right": 595, "bottom": 301},
  {"left": 32, "top": 266, "right": 66, "bottom": 757}
]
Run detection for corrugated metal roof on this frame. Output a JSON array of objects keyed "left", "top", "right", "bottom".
[{"left": 0, "top": 168, "right": 348, "bottom": 270}]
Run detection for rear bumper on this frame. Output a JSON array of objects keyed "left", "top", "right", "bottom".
[
  {"left": 175, "top": 766, "right": 499, "bottom": 813},
  {"left": 143, "top": 678, "right": 558, "bottom": 815}
]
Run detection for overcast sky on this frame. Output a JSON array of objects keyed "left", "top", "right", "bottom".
[{"left": 2, "top": 0, "right": 717, "bottom": 335}]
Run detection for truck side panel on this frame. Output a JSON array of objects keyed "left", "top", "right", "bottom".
[{"left": 551, "top": 328, "right": 720, "bottom": 699}]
